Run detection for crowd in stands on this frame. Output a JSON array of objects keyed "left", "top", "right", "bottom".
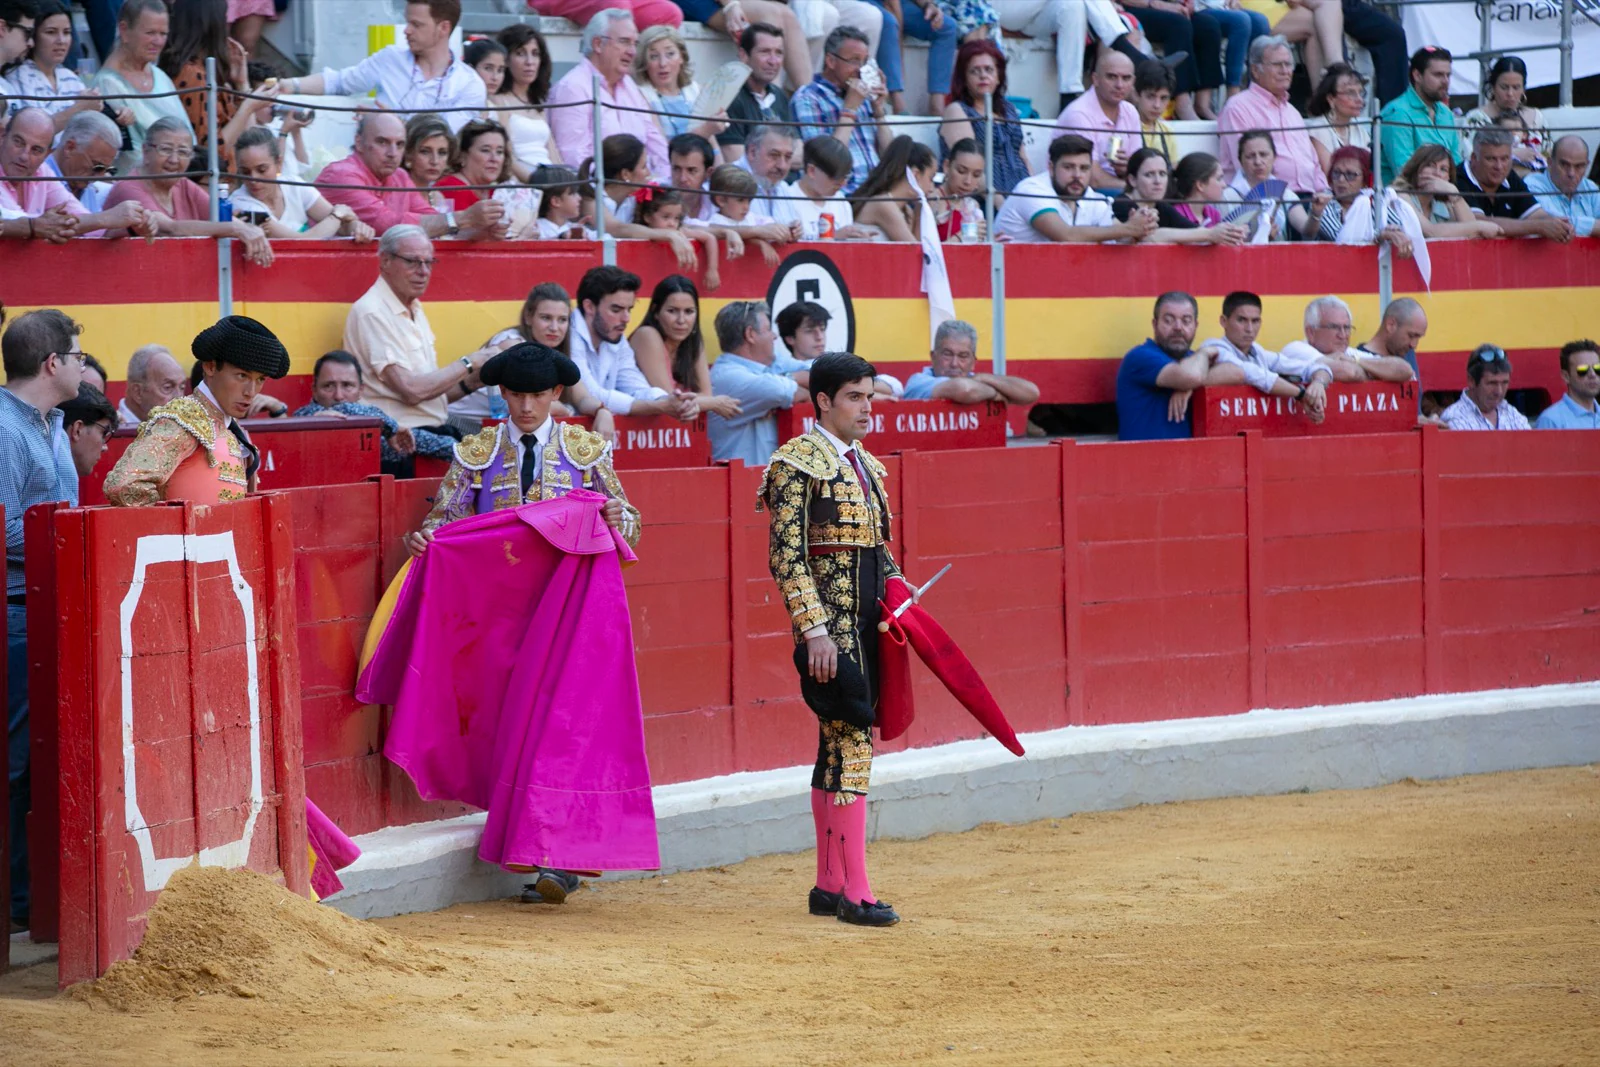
[{"left": 0, "top": 0, "right": 1593, "bottom": 257}]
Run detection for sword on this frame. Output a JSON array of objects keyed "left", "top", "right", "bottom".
[{"left": 878, "top": 564, "right": 952, "bottom": 633}]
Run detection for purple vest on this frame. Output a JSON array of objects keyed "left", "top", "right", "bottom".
[{"left": 459, "top": 423, "right": 612, "bottom": 514}]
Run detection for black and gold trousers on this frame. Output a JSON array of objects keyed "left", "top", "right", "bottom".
[{"left": 795, "top": 544, "right": 887, "bottom": 800}]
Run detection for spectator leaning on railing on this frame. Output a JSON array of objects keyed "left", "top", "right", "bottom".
[
  {"left": 293, "top": 349, "right": 460, "bottom": 474},
  {"left": 1526, "top": 136, "right": 1598, "bottom": 239},
  {"left": 1457, "top": 127, "right": 1572, "bottom": 242},
  {"left": 231, "top": 126, "right": 374, "bottom": 241},
  {"left": 1280, "top": 295, "right": 1415, "bottom": 384},
  {"left": 571, "top": 265, "right": 687, "bottom": 418},
  {"left": 1114, "top": 147, "right": 1246, "bottom": 246},
  {"left": 1198, "top": 290, "right": 1331, "bottom": 425},
  {"left": 735, "top": 123, "right": 800, "bottom": 223},
  {"left": 320, "top": 111, "right": 505, "bottom": 240},
  {"left": 1115, "top": 291, "right": 1210, "bottom": 442},
  {"left": 1377, "top": 46, "right": 1459, "bottom": 186},
  {"left": 706, "top": 298, "right": 809, "bottom": 467},
  {"left": 1357, "top": 297, "right": 1427, "bottom": 386},
  {"left": 1534, "top": 340, "right": 1600, "bottom": 431},
  {"left": 549, "top": 9, "right": 671, "bottom": 186},
  {"left": 103, "top": 114, "right": 274, "bottom": 263},
  {"left": 0, "top": 106, "right": 150, "bottom": 240},
  {"left": 902, "top": 319, "right": 1039, "bottom": 405},
  {"left": 1440, "top": 345, "right": 1529, "bottom": 431},
  {"left": 39, "top": 109, "right": 120, "bottom": 213},
  {"left": 282, "top": 1, "right": 484, "bottom": 134},
  {"left": 344, "top": 225, "right": 499, "bottom": 438},
  {"left": 668, "top": 131, "right": 717, "bottom": 223},
  {"left": 993, "top": 134, "right": 1154, "bottom": 244},
  {"left": 1216, "top": 35, "right": 1327, "bottom": 195}
]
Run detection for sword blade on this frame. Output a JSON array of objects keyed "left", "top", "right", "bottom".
[{"left": 890, "top": 563, "right": 952, "bottom": 620}]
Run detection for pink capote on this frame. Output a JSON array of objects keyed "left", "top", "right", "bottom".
[
  {"left": 355, "top": 491, "right": 660, "bottom": 873},
  {"left": 306, "top": 797, "right": 362, "bottom": 899}
]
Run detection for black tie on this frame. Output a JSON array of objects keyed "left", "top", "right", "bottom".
[
  {"left": 228, "top": 420, "right": 259, "bottom": 482},
  {"left": 519, "top": 432, "right": 537, "bottom": 496}
]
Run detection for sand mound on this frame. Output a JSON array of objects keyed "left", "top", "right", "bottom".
[{"left": 74, "top": 865, "right": 438, "bottom": 1011}]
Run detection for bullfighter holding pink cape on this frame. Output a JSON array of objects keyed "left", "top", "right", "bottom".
[{"left": 355, "top": 343, "right": 658, "bottom": 903}]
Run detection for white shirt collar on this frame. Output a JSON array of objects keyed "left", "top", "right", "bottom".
[
  {"left": 194, "top": 381, "right": 227, "bottom": 422},
  {"left": 511, "top": 417, "right": 554, "bottom": 449},
  {"left": 815, "top": 423, "right": 855, "bottom": 459}
]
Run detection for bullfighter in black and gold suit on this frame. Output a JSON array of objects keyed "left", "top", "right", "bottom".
[{"left": 758, "top": 353, "right": 903, "bottom": 928}]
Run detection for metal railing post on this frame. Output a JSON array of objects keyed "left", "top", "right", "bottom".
[
  {"left": 1373, "top": 115, "right": 1391, "bottom": 310},
  {"left": 206, "top": 56, "right": 232, "bottom": 316},
  {"left": 1477, "top": 0, "right": 1492, "bottom": 97},
  {"left": 1559, "top": 0, "right": 1574, "bottom": 108},
  {"left": 984, "top": 91, "right": 1004, "bottom": 375},
  {"left": 593, "top": 74, "right": 616, "bottom": 267}
]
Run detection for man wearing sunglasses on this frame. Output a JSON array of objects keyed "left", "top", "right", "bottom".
[
  {"left": 1440, "top": 345, "right": 1531, "bottom": 431},
  {"left": 39, "top": 109, "right": 122, "bottom": 213},
  {"left": 56, "top": 382, "right": 118, "bottom": 478},
  {"left": 1534, "top": 340, "right": 1600, "bottom": 430},
  {"left": 0, "top": 107, "right": 149, "bottom": 240}
]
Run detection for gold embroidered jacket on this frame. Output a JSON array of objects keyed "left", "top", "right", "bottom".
[
  {"left": 103, "top": 394, "right": 253, "bottom": 507},
  {"left": 421, "top": 421, "right": 641, "bottom": 549},
  {"left": 758, "top": 430, "right": 899, "bottom": 639}
]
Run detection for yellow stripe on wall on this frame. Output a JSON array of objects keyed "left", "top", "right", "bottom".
[{"left": 15, "top": 286, "right": 1590, "bottom": 383}]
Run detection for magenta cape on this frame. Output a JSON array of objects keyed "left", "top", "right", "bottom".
[
  {"left": 355, "top": 491, "right": 660, "bottom": 873},
  {"left": 306, "top": 797, "right": 361, "bottom": 899}
]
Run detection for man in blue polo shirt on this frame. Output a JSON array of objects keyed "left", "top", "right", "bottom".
[
  {"left": 1115, "top": 291, "right": 1216, "bottom": 441},
  {"left": 708, "top": 300, "right": 809, "bottom": 466},
  {"left": 1535, "top": 340, "right": 1600, "bottom": 430}
]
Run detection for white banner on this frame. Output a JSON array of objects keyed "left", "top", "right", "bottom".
[{"left": 1399, "top": 0, "right": 1598, "bottom": 96}]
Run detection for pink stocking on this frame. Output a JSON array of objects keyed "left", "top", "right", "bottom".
[
  {"left": 834, "top": 794, "right": 875, "bottom": 905},
  {"left": 812, "top": 789, "right": 843, "bottom": 893}
]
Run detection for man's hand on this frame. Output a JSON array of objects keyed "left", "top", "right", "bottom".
[
  {"left": 1118, "top": 209, "right": 1157, "bottom": 241},
  {"left": 1380, "top": 225, "right": 1413, "bottom": 259},
  {"left": 592, "top": 407, "right": 616, "bottom": 443},
  {"left": 404, "top": 529, "right": 433, "bottom": 557},
  {"left": 806, "top": 632, "right": 839, "bottom": 683},
  {"left": 843, "top": 77, "right": 869, "bottom": 113},
  {"left": 247, "top": 393, "right": 288, "bottom": 417},
  {"left": 32, "top": 205, "right": 78, "bottom": 243},
  {"left": 672, "top": 392, "right": 699, "bottom": 422},
  {"left": 391, "top": 426, "right": 417, "bottom": 455},
  {"left": 460, "top": 199, "right": 506, "bottom": 233},
  {"left": 722, "top": 0, "right": 749, "bottom": 37},
  {"left": 925, "top": 1, "right": 945, "bottom": 29},
  {"left": 1302, "top": 379, "right": 1328, "bottom": 421},
  {"left": 601, "top": 497, "right": 624, "bottom": 530},
  {"left": 1535, "top": 216, "right": 1575, "bottom": 243},
  {"left": 105, "top": 200, "right": 147, "bottom": 232},
  {"left": 1110, "top": 144, "right": 1130, "bottom": 178},
  {"left": 1168, "top": 388, "right": 1193, "bottom": 422},
  {"left": 311, "top": 407, "right": 346, "bottom": 418}
]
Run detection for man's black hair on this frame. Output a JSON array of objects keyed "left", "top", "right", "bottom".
[{"left": 808, "top": 352, "right": 876, "bottom": 408}]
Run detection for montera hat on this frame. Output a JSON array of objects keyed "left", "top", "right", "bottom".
[
  {"left": 192, "top": 315, "right": 291, "bottom": 379},
  {"left": 480, "top": 342, "right": 582, "bottom": 394}
]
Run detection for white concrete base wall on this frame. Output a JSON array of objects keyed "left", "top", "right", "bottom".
[{"left": 327, "top": 682, "right": 1600, "bottom": 920}]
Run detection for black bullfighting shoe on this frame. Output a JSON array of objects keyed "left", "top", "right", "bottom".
[
  {"left": 520, "top": 869, "right": 581, "bottom": 904},
  {"left": 836, "top": 896, "right": 900, "bottom": 927},
  {"left": 809, "top": 886, "right": 843, "bottom": 915}
]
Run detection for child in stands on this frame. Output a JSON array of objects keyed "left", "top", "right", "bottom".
[
  {"left": 707, "top": 163, "right": 794, "bottom": 266},
  {"left": 636, "top": 185, "right": 723, "bottom": 292},
  {"left": 533, "top": 164, "right": 588, "bottom": 239}
]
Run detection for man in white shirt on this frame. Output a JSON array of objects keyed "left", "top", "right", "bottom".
[
  {"left": 1279, "top": 295, "right": 1416, "bottom": 383},
  {"left": 283, "top": 0, "right": 485, "bottom": 134},
  {"left": 116, "top": 344, "right": 188, "bottom": 428},
  {"left": 734, "top": 124, "right": 802, "bottom": 225},
  {"left": 570, "top": 265, "right": 686, "bottom": 418},
  {"left": 786, "top": 136, "right": 872, "bottom": 241},
  {"left": 1199, "top": 291, "right": 1330, "bottom": 423},
  {"left": 1441, "top": 346, "right": 1531, "bottom": 431},
  {"left": 993, "top": 135, "right": 1155, "bottom": 244},
  {"left": 343, "top": 225, "right": 495, "bottom": 431}
]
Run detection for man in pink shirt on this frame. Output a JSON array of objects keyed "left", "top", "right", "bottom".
[
  {"left": 548, "top": 10, "right": 670, "bottom": 180},
  {"left": 1216, "top": 35, "right": 1329, "bottom": 194},
  {"left": 1054, "top": 49, "right": 1143, "bottom": 192},
  {"left": 319, "top": 112, "right": 505, "bottom": 239},
  {"left": 0, "top": 107, "right": 147, "bottom": 241}
]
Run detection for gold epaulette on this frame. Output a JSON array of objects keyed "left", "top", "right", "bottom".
[
  {"left": 755, "top": 432, "right": 839, "bottom": 512},
  {"left": 557, "top": 422, "right": 608, "bottom": 469},
  {"left": 143, "top": 396, "right": 221, "bottom": 462},
  {"left": 453, "top": 425, "right": 504, "bottom": 471}
]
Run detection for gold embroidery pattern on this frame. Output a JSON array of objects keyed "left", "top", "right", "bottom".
[
  {"left": 103, "top": 416, "right": 203, "bottom": 507},
  {"left": 819, "top": 718, "right": 872, "bottom": 796},
  {"left": 764, "top": 459, "right": 827, "bottom": 633},
  {"left": 453, "top": 425, "right": 503, "bottom": 471},
  {"left": 558, "top": 422, "right": 608, "bottom": 469},
  {"left": 594, "top": 457, "right": 642, "bottom": 550},
  {"left": 755, "top": 431, "right": 839, "bottom": 511},
  {"left": 143, "top": 396, "right": 223, "bottom": 463}
]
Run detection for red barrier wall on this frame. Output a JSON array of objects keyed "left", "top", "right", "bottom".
[
  {"left": 45, "top": 497, "right": 308, "bottom": 985},
  {"left": 285, "top": 428, "right": 1600, "bottom": 839}
]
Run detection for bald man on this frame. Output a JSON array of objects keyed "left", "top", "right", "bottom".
[
  {"left": 1055, "top": 49, "right": 1143, "bottom": 191},
  {"left": 118, "top": 345, "right": 188, "bottom": 427},
  {"left": 317, "top": 112, "right": 505, "bottom": 239},
  {"left": 1526, "top": 134, "right": 1599, "bottom": 239},
  {"left": 0, "top": 107, "right": 148, "bottom": 241}
]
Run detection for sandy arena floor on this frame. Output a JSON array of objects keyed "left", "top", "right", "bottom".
[{"left": 2, "top": 766, "right": 1597, "bottom": 1066}]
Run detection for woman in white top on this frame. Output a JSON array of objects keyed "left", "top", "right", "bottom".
[
  {"left": 491, "top": 23, "right": 560, "bottom": 181},
  {"left": 14, "top": 1, "right": 131, "bottom": 131},
  {"left": 89, "top": 0, "right": 194, "bottom": 170},
  {"left": 632, "top": 25, "right": 725, "bottom": 145},
  {"left": 1305, "top": 62, "right": 1372, "bottom": 176},
  {"left": 1462, "top": 55, "right": 1547, "bottom": 176},
  {"left": 229, "top": 126, "right": 376, "bottom": 241}
]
